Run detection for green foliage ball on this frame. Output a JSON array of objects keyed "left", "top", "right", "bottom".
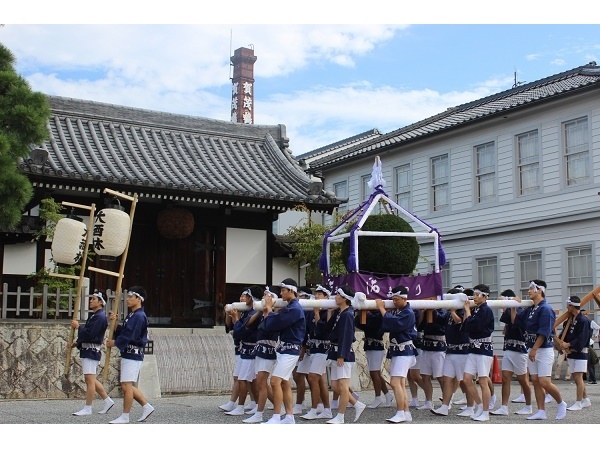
[{"left": 341, "top": 214, "right": 419, "bottom": 275}]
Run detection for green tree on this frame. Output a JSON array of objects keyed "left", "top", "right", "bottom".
[{"left": 0, "top": 43, "right": 51, "bottom": 229}]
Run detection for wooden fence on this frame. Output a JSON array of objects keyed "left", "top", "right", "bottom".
[{"left": 0, "top": 283, "right": 126, "bottom": 320}]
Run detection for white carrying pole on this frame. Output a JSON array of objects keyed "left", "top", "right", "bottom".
[{"left": 225, "top": 293, "right": 533, "bottom": 312}]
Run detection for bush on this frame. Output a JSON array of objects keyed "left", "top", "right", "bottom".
[{"left": 341, "top": 214, "right": 419, "bottom": 275}]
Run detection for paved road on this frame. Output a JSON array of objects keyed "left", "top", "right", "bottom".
[{"left": 0, "top": 380, "right": 596, "bottom": 425}]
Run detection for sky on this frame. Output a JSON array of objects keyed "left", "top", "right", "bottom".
[{"left": 2, "top": 4, "right": 599, "bottom": 158}]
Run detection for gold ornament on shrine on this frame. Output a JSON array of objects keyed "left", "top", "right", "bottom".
[
  {"left": 93, "top": 200, "right": 131, "bottom": 261},
  {"left": 51, "top": 213, "right": 87, "bottom": 265}
]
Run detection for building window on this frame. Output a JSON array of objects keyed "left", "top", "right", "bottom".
[
  {"left": 477, "top": 256, "right": 500, "bottom": 325},
  {"left": 333, "top": 181, "right": 348, "bottom": 215},
  {"left": 476, "top": 142, "right": 496, "bottom": 203},
  {"left": 431, "top": 154, "right": 449, "bottom": 212},
  {"left": 394, "top": 163, "right": 411, "bottom": 211},
  {"left": 516, "top": 130, "right": 540, "bottom": 195},
  {"left": 519, "top": 251, "right": 543, "bottom": 298},
  {"left": 361, "top": 174, "right": 371, "bottom": 203},
  {"left": 564, "top": 117, "right": 590, "bottom": 186},
  {"left": 566, "top": 245, "right": 593, "bottom": 299},
  {"left": 432, "top": 261, "right": 451, "bottom": 293}
]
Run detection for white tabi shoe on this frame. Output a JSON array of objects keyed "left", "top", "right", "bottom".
[
  {"left": 417, "top": 401, "right": 433, "bottom": 410},
  {"left": 386, "top": 411, "right": 406, "bottom": 423},
  {"left": 225, "top": 405, "right": 245, "bottom": 416},
  {"left": 511, "top": 394, "right": 526, "bottom": 403},
  {"left": 581, "top": 398, "right": 591, "bottom": 408},
  {"left": 367, "top": 395, "right": 384, "bottom": 409},
  {"left": 292, "top": 404, "right": 304, "bottom": 414},
  {"left": 544, "top": 393, "right": 553, "bottom": 404},
  {"left": 384, "top": 392, "right": 395, "bottom": 407},
  {"left": 457, "top": 406, "right": 475, "bottom": 417},
  {"left": 490, "top": 405, "right": 508, "bottom": 416},
  {"left": 566, "top": 401, "right": 582, "bottom": 411},
  {"left": 431, "top": 404, "right": 449, "bottom": 416},
  {"left": 404, "top": 411, "right": 413, "bottom": 422},
  {"left": 489, "top": 395, "right": 497, "bottom": 410},
  {"left": 242, "top": 412, "right": 264, "bottom": 423},
  {"left": 514, "top": 405, "right": 533, "bottom": 415},
  {"left": 408, "top": 398, "right": 420, "bottom": 408},
  {"left": 471, "top": 411, "right": 489, "bottom": 422},
  {"left": 137, "top": 403, "right": 155, "bottom": 422},
  {"left": 300, "top": 409, "right": 319, "bottom": 420},
  {"left": 353, "top": 401, "right": 366, "bottom": 422},
  {"left": 244, "top": 401, "right": 257, "bottom": 411},
  {"left": 245, "top": 406, "right": 258, "bottom": 415},
  {"left": 526, "top": 410, "right": 547, "bottom": 420},
  {"left": 98, "top": 398, "right": 115, "bottom": 415},
  {"left": 72, "top": 406, "right": 92, "bottom": 416},
  {"left": 326, "top": 414, "right": 344, "bottom": 424},
  {"left": 315, "top": 409, "right": 333, "bottom": 419},
  {"left": 263, "top": 416, "right": 281, "bottom": 424},
  {"left": 556, "top": 401, "right": 567, "bottom": 420},
  {"left": 218, "top": 401, "right": 237, "bottom": 412},
  {"left": 453, "top": 395, "right": 467, "bottom": 405},
  {"left": 109, "top": 414, "right": 130, "bottom": 424},
  {"left": 316, "top": 403, "right": 324, "bottom": 413},
  {"left": 280, "top": 415, "right": 296, "bottom": 424}
]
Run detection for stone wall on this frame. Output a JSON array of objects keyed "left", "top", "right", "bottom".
[{"left": 0, "top": 321, "right": 121, "bottom": 399}]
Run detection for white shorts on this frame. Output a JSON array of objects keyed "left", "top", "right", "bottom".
[
  {"left": 82, "top": 358, "right": 100, "bottom": 375},
  {"left": 238, "top": 358, "right": 256, "bottom": 381},
  {"left": 120, "top": 358, "right": 143, "bottom": 383},
  {"left": 442, "top": 353, "right": 468, "bottom": 380},
  {"left": 328, "top": 360, "right": 353, "bottom": 380},
  {"left": 567, "top": 358, "right": 588, "bottom": 374},
  {"left": 307, "top": 353, "right": 328, "bottom": 375},
  {"left": 233, "top": 354, "right": 243, "bottom": 378},
  {"left": 255, "top": 357, "right": 276, "bottom": 375},
  {"left": 502, "top": 350, "right": 528, "bottom": 376},
  {"left": 411, "top": 352, "right": 422, "bottom": 371},
  {"left": 272, "top": 353, "right": 300, "bottom": 381},
  {"left": 419, "top": 350, "right": 445, "bottom": 378},
  {"left": 296, "top": 354, "right": 312, "bottom": 374},
  {"left": 464, "top": 353, "right": 493, "bottom": 378},
  {"left": 390, "top": 355, "right": 416, "bottom": 377},
  {"left": 527, "top": 347, "right": 554, "bottom": 377},
  {"left": 365, "top": 350, "right": 386, "bottom": 372}
]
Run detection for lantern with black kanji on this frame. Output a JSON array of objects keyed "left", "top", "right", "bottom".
[
  {"left": 93, "top": 201, "right": 130, "bottom": 261},
  {"left": 51, "top": 213, "right": 87, "bottom": 265}
]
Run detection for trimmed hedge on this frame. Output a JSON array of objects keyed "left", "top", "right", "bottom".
[{"left": 341, "top": 214, "right": 419, "bottom": 275}]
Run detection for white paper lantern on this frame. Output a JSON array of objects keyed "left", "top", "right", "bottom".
[
  {"left": 51, "top": 217, "right": 87, "bottom": 265},
  {"left": 93, "top": 204, "right": 130, "bottom": 261}
]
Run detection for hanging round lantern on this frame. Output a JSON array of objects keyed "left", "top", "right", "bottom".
[
  {"left": 51, "top": 214, "right": 87, "bottom": 265},
  {"left": 157, "top": 207, "right": 194, "bottom": 240},
  {"left": 94, "top": 200, "right": 130, "bottom": 261}
]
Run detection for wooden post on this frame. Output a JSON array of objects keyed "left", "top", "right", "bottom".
[
  {"left": 64, "top": 203, "right": 95, "bottom": 375},
  {"left": 98, "top": 191, "right": 138, "bottom": 384}
]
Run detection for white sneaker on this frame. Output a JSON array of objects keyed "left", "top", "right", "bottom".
[
  {"left": 386, "top": 411, "right": 406, "bottom": 423},
  {"left": 98, "top": 398, "right": 115, "bottom": 415},
  {"left": 245, "top": 406, "right": 257, "bottom": 415},
  {"left": 326, "top": 414, "right": 344, "bottom": 424},
  {"left": 457, "top": 407, "right": 474, "bottom": 417},
  {"left": 581, "top": 398, "right": 591, "bottom": 408},
  {"left": 556, "top": 401, "right": 567, "bottom": 420},
  {"left": 330, "top": 400, "right": 339, "bottom": 409},
  {"left": 526, "top": 410, "right": 547, "bottom": 420},
  {"left": 544, "top": 393, "right": 553, "bottom": 404},
  {"left": 315, "top": 409, "right": 333, "bottom": 419},
  {"left": 473, "top": 404, "right": 483, "bottom": 419},
  {"left": 353, "top": 401, "right": 366, "bottom": 422},
  {"left": 225, "top": 405, "right": 245, "bottom": 416},
  {"left": 244, "top": 401, "right": 257, "bottom": 411},
  {"left": 417, "top": 401, "right": 433, "bottom": 410},
  {"left": 316, "top": 403, "right": 324, "bottom": 413},
  {"left": 218, "top": 401, "right": 236, "bottom": 412},
  {"left": 137, "top": 403, "right": 155, "bottom": 422},
  {"left": 72, "top": 407, "right": 92, "bottom": 416},
  {"left": 489, "top": 395, "right": 496, "bottom": 410},
  {"left": 263, "top": 416, "right": 281, "bottom": 424},
  {"left": 431, "top": 405, "right": 449, "bottom": 416},
  {"left": 404, "top": 411, "right": 413, "bottom": 422},
  {"left": 384, "top": 392, "right": 395, "bottom": 407},
  {"left": 408, "top": 398, "right": 420, "bottom": 408},
  {"left": 514, "top": 405, "right": 533, "bottom": 415},
  {"left": 109, "top": 414, "right": 130, "bottom": 424},
  {"left": 567, "top": 401, "right": 582, "bottom": 411},
  {"left": 453, "top": 395, "right": 467, "bottom": 405},
  {"left": 242, "top": 412, "right": 264, "bottom": 423},
  {"left": 292, "top": 404, "right": 304, "bottom": 414},
  {"left": 490, "top": 405, "right": 508, "bottom": 416},
  {"left": 367, "top": 396, "right": 384, "bottom": 409},
  {"left": 471, "top": 411, "right": 489, "bottom": 422},
  {"left": 511, "top": 394, "right": 526, "bottom": 403},
  {"left": 280, "top": 415, "right": 295, "bottom": 424},
  {"left": 300, "top": 409, "right": 319, "bottom": 420}
]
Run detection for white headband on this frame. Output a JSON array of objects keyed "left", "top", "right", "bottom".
[
  {"left": 243, "top": 289, "right": 260, "bottom": 302},
  {"left": 473, "top": 289, "right": 489, "bottom": 297},
  {"left": 567, "top": 297, "right": 581, "bottom": 307},
  {"left": 336, "top": 288, "right": 354, "bottom": 302},
  {"left": 315, "top": 285, "right": 332, "bottom": 296},
  {"left": 279, "top": 282, "right": 298, "bottom": 293},
  {"left": 93, "top": 292, "right": 105, "bottom": 305},
  {"left": 529, "top": 281, "right": 546, "bottom": 293},
  {"left": 128, "top": 291, "right": 144, "bottom": 302},
  {"left": 392, "top": 293, "right": 408, "bottom": 299}
]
